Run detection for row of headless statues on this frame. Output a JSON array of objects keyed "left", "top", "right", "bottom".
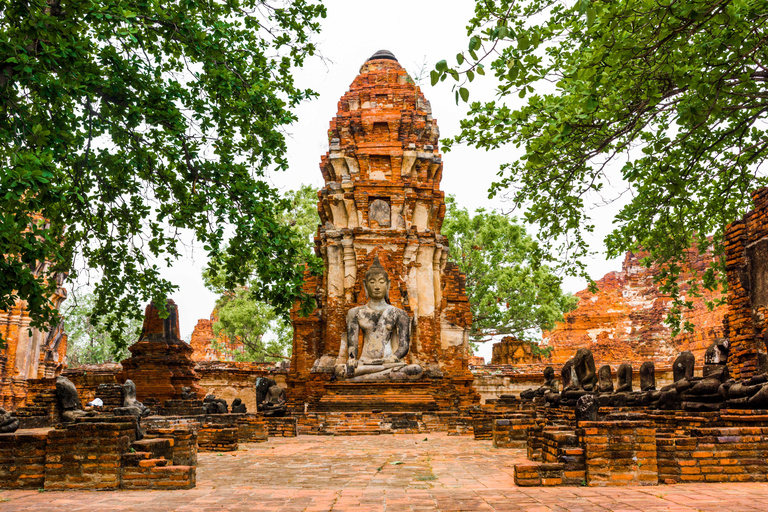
[{"left": 520, "top": 340, "right": 768, "bottom": 411}]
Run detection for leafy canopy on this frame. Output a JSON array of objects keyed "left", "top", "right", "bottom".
[
  {"left": 63, "top": 289, "right": 140, "bottom": 365},
  {"left": 442, "top": 197, "right": 577, "bottom": 343},
  {"left": 433, "top": 0, "right": 768, "bottom": 332},
  {"left": 0, "top": 0, "right": 326, "bottom": 348},
  {"left": 203, "top": 184, "right": 319, "bottom": 361}
]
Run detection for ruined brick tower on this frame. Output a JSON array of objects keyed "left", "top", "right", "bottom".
[{"left": 288, "top": 50, "right": 477, "bottom": 412}]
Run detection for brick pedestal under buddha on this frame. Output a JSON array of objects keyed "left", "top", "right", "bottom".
[
  {"left": 288, "top": 50, "right": 479, "bottom": 415},
  {"left": 118, "top": 300, "right": 204, "bottom": 403}
]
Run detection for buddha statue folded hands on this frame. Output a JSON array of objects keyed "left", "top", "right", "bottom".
[{"left": 335, "top": 257, "right": 423, "bottom": 382}]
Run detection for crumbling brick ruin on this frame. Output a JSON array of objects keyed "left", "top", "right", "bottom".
[
  {"left": 491, "top": 337, "right": 541, "bottom": 365},
  {"left": 0, "top": 263, "right": 67, "bottom": 410},
  {"left": 543, "top": 249, "right": 727, "bottom": 365}
]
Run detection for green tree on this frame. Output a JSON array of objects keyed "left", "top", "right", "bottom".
[
  {"left": 63, "top": 290, "right": 140, "bottom": 365},
  {"left": 210, "top": 288, "right": 292, "bottom": 362},
  {"left": 0, "top": 0, "right": 326, "bottom": 349},
  {"left": 432, "top": 0, "right": 768, "bottom": 332},
  {"left": 442, "top": 197, "right": 577, "bottom": 343},
  {"left": 204, "top": 184, "right": 319, "bottom": 361}
]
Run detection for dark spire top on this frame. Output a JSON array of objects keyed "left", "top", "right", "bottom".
[{"left": 367, "top": 50, "right": 398, "bottom": 62}]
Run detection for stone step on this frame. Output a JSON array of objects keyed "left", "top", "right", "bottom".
[{"left": 131, "top": 438, "right": 173, "bottom": 461}]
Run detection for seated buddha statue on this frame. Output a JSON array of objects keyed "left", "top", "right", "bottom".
[{"left": 335, "top": 257, "right": 423, "bottom": 382}]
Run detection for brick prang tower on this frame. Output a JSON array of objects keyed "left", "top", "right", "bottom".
[{"left": 288, "top": 50, "right": 478, "bottom": 413}]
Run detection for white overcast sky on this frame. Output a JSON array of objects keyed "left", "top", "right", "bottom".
[{"left": 130, "top": 0, "right": 626, "bottom": 362}]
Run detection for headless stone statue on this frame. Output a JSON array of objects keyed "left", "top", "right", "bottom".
[
  {"left": 576, "top": 394, "right": 598, "bottom": 422},
  {"left": 616, "top": 363, "right": 633, "bottom": 393},
  {"left": 335, "top": 257, "right": 423, "bottom": 382},
  {"left": 231, "top": 398, "right": 247, "bottom": 414},
  {"left": 574, "top": 348, "right": 597, "bottom": 391},
  {"left": 114, "top": 379, "right": 150, "bottom": 439},
  {"left": 520, "top": 366, "right": 559, "bottom": 400},
  {"left": 255, "top": 377, "right": 287, "bottom": 417},
  {"left": 651, "top": 351, "right": 696, "bottom": 409},
  {"left": 204, "top": 394, "right": 228, "bottom": 414},
  {"left": 640, "top": 362, "right": 656, "bottom": 391},
  {"left": 597, "top": 365, "right": 614, "bottom": 393},
  {"left": 56, "top": 376, "right": 93, "bottom": 423},
  {"left": 180, "top": 386, "right": 197, "bottom": 400}
]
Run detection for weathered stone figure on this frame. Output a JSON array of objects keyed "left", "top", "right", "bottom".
[
  {"left": 573, "top": 348, "right": 597, "bottom": 391},
  {"left": 181, "top": 386, "right": 197, "bottom": 400},
  {"left": 651, "top": 351, "right": 696, "bottom": 409},
  {"left": 575, "top": 394, "right": 598, "bottom": 422},
  {"left": 56, "top": 376, "right": 91, "bottom": 423},
  {"left": 255, "top": 377, "right": 287, "bottom": 417},
  {"left": 640, "top": 362, "right": 656, "bottom": 391},
  {"left": 203, "top": 394, "right": 228, "bottom": 414},
  {"left": 520, "top": 366, "right": 559, "bottom": 399},
  {"left": 115, "top": 379, "right": 150, "bottom": 439},
  {"left": 335, "top": 257, "right": 423, "bottom": 382},
  {"left": 231, "top": 398, "right": 247, "bottom": 414},
  {"left": 597, "top": 365, "right": 614, "bottom": 393},
  {"left": 0, "top": 408, "right": 19, "bottom": 433},
  {"left": 616, "top": 363, "right": 633, "bottom": 393}
]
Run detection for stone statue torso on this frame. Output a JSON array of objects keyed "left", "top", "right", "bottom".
[{"left": 350, "top": 304, "right": 402, "bottom": 362}]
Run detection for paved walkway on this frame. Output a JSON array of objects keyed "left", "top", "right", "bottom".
[{"left": 1, "top": 433, "right": 767, "bottom": 511}]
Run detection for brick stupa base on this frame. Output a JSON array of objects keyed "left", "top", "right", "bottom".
[{"left": 118, "top": 300, "right": 204, "bottom": 403}]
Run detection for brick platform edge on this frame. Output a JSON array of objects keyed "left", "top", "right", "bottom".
[
  {"left": 0, "top": 416, "right": 196, "bottom": 490},
  {"left": 508, "top": 407, "right": 768, "bottom": 487}
]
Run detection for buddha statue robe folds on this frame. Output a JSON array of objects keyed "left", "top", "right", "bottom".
[{"left": 335, "top": 257, "right": 423, "bottom": 382}]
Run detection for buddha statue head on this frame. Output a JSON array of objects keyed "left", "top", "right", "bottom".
[{"left": 364, "top": 256, "right": 390, "bottom": 303}]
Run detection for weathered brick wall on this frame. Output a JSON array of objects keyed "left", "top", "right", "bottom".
[
  {"left": 724, "top": 187, "right": 768, "bottom": 379},
  {"left": 658, "top": 426, "right": 768, "bottom": 484},
  {"left": 44, "top": 418, "right": 135, "bottom": 490},
  {"left": 543, "top": 249, "right": 727, "bottom": 365},
  {"left": 266, "top": 416, "right": 298, "bottom": 437},
  {"left": 492, "top": 417, "right": 540, "bottom": 448},
  {"left": 0, "top": 430, "right": 47, "bottom": 489},
  {"left": 198, "top": 426, "right": 238, "bottom": 452},
  {"left": 236, "top": 416, "right": 268, "bottom": 443},
  {"left": 581, "top": 421, "right": 658, "bottom": 486}
]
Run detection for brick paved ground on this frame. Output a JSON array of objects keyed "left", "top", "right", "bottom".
[{"left": 1, "top": 433, "right": 767, "bottom": 511}]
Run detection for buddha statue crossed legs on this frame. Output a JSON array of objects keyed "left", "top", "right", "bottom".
[{"left": 335, "top": 257, "right": 423, "bottom": 382}]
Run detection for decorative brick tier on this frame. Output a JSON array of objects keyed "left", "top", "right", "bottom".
[{"left": 314, "top": 382, "right": 438, "bottom": 412}]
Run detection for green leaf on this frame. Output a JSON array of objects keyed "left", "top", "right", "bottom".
[
  {"left": 436, "top": 60, "right": 448, "bottom": 72},
  {"left": 586, "top": 8, "right": 596, "bottom": 27},
  {"left": 430, "top": 70, "right": 440, "bottom": 86},
  {"left": 459, "top": 87, "right": 469, "bottom": 102}
]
